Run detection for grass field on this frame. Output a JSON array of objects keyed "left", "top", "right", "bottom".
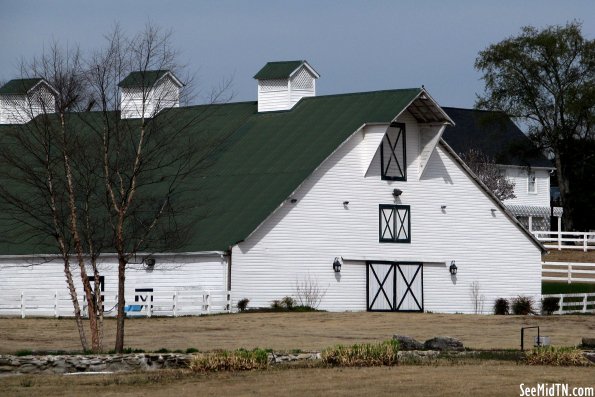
[
  {"left": 543, "top": 249, "right": 595, "bottom": 263},
  {"left": 0, "top": 312, "right": 593, "bottom": 354},
  {"left": 1, "top": 312, "right": 593, "bottom": 396},
  {"left": 1, "top": 362, "right": 594, "bottom": 397}
]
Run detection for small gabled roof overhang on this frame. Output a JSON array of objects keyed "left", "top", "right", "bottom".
[
  {"left": 396, "top": 88, "right": 454, "bottom": 125},
  {"left": 118, "top": 70, "right": 184, "bottom": 89},
  {"left": 253, "top": 60, "right": 320, "bottom": 80},
  {"left": 0, "top": 78, "right": 58, "bottom": 96}
]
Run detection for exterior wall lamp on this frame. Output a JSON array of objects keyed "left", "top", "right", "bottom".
[
  {"left": 333, "top": 257, "right": 342, "bottom": 273},
  {"left": 449, "top": 261, "right": 457, "bottom": 275},
  {"left": 392, "top": 189, "right": 403, "bottom": 197},
  {"left": 145, "top": 257, "right": 156, "bottom": 269}
]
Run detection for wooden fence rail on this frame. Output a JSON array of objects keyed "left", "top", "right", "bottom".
[
  {"left": 533, "top": 230, "right": 595, "bottom": 252},
  {"left": 0, "top": 289, "right": 231, "bottom": 318},
  {"left": 542, "top": 293, "right": 595, "bottom": 314},
  {"left": 542, "top": 261, "right": 595, "bottom": 284}
]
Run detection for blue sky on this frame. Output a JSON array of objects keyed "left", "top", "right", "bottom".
[{"left": 1, "top": 0, "right": 593, "bottom": 108}]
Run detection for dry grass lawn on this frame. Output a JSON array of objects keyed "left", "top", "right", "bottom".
[
  {"left": 1, "top": 363, "right": 593, "bottom": 397},
  {"left": 0, "top": 312, "right": 593, "bottom": 353},
  {"left": 544, "top": 249, "right": 595, "bottom": 263}
]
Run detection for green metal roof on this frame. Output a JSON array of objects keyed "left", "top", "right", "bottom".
[
  {"left": 118, "top": 70, "right": 172, "bottom": 88},
  {"left": 253, "top": 61, "right": 307, "bottom": 80},
  {"left": 0, "top": 89, "right": 422, "bottom": 255},
  {"left": 0, "top": 78, "right": 43, "bottom": 95}
]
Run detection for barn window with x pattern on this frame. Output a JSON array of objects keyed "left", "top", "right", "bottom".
[
  {"left": 379, "top": 205, "right": 410, "bottom": 243},
  {"left": 380, "top": 122, "right": 406, "bottom": 180}
]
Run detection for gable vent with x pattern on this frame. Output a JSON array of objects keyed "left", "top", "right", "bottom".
[{"left": 380, "top": 123, "right": 406, "bottom": 181}]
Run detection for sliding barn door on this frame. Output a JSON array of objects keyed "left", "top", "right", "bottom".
[{"left": 367, "top": 262, "right": 423, "bottom": 312}]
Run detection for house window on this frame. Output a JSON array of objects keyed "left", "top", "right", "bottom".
[
  {"left": 380, "top": 123, "right": 406, "bottom": 180},
  {"left": 528, "top": 171, "right": 536, "bottom": 193},
  {"left": 379, "top": 205, "right": 410, "bottom": 243}
]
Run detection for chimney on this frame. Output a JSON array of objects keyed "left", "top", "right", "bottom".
[
  {"left": 0, "top": 78, "right": 57, "bottom": 124},
  {"left": 118, "top": 70, "right": 183, "bottom": 119},
  {"left": 254, "top": 60, "right": 319, "bottom": 112}
]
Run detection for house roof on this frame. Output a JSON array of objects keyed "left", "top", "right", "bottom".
[
  {"left": 118, "top": 70, "right": 182, "bottom": 88},
  {"left": 253, "top": 60, "right": 319, "bottom": 80},
  {"left": 441, "top": 107, "right": 552, "bottom": 168},
  {"left": 0, "top": 78, "right": 45, "bottom": 95}
]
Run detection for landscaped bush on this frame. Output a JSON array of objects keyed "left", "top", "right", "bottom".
[
  {"left": 237, "top": 298, "right": 250, "bottom": 312},
  {"left": 541, "top": 297, "right": 560, "bottom": 315},
  {"left": 321, "top": 340, "right": 399, "bottom": 367},
  {"left": 524, "top": 346, "right": 590, "bottom": 366},
  {"left": 189, "top": 348, "right": 269, "bottom": 372},
  {"left": 281, "top": 296, "right": 295, "bottom": 309},
  {"left": 493, "top": 298, "right": 509, "bottom": 315},
  {"left": 511, "top": 296, "right": 535, "bottom": 315}
]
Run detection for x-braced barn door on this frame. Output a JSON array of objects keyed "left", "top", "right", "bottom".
[{"left": 367, "top": 262, "right": 423, "bottom": 312}]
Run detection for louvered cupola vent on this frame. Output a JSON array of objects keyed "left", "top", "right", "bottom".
[
  {"left": 254, "top": 61, "right": 319, "bottom": 112},
  {"left": 118, "top": 70, "right": 183, "bottom": 119},
  {"left": 0, "top": 78, "right": 57, "bottom": 124}
]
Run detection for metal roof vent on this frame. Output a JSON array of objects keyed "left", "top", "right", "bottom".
[
  {"left": 118, "top": 70, "right": 183, "bottom": 119},
  {"left": 254, "top": 60, "right": 319, "bottom": 112},
  {"left": 0, "top": 78, "right": 57, "bottom": 124}
]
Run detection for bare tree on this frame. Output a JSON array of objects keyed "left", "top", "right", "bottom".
[
  {"left": 460, "top": 148, "right": 516, "bottom": 201},
  {"left": 0, "top": 24, "right": 233, "bottom": 353}
]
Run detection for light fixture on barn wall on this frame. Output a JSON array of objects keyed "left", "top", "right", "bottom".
[
  {"left": 145, "top": 257, "right": 156, "bottom": 269},
  {"left": 392, "top": 188, "right": 402, "bottom": 197},
  {"left": 290, "top": 198, "right": 298, "bottom": 204},
  {"left": 343, "top": 201, "right": 349, "bottom": 206},
  {"left": 333, "top": 257, "right": 342, "bottom": 273},
  {"left": 449, "top": 261, "right": 457, "bottom": 275}
]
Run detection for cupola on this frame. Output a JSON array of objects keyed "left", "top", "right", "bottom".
[
  {"left": 254, "top": 60, "right": 319, "bottom": 112},
  {"left": 0, "top": 78, "right": 57, "bottom": 124},
  {"left": 118, "top": 70, "right": 183, "bottom": 119}
]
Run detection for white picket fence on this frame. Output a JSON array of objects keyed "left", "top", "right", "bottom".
[
  {"left": 0, "top": 289, "right": 232, "bottom": 318},
  {"left": 532, "top": 230, "right": 595, "bottom": 252},
  {"left": 542, "top": 293, "right": 595, "bottom": 314},
  {"left": 542, "top": 261, "right": 595, "bottom": 284}
]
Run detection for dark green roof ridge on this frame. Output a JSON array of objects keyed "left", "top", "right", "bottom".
[
  {"left": 253, "top": 61, "right": 306, "bottom": 79},
  {"left": 0, "top": 78, "right": 44, "bottom": 94},
  {"left": 118, "top": 70, "right": 172, "bottom": 88}
]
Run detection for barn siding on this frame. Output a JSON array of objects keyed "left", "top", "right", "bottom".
[
  {"left": 0, "top": 254, "right": 227, "bottom": 316},
  {"left": 231, "top": 112, "right": 542, "bottom": 313}
]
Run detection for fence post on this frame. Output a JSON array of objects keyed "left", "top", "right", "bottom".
[
  {"left": 227, "top": 290, "right": 231, "bottom": 313},
  {"left": 568, "top": 264, "right": 572, "bottom": 284},
  {"left": 21, "top": 292, "right": 25, "bottom": 319},
  {"left": 148, "top": 293, "right": 153, "bottom": 318},
  {"left": 584, "top": 233, "right": 588, "bottom": 252},
  {"left": 173, "top": 292, "right": 178, "bottom": 317},
  {"left": 206, "top": 290, "right": 211, "bottom": 314},
  {"left": 582, "top": 294, "right": 588, "bottom": 313},
  {"left": 54, "top": 291, "right": 59, "bottom": 318},
  {"left": 558, "top": 295, "right": 564, "bottom": 314}
]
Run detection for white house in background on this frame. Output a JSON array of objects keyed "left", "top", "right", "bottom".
[
  {"left": 0, "top": 78, "right": 57, "bottom": 124},
  {"left": 442, "top": 107, "right": 559, "bottom": 231},
  {"left": 118, "top": 70, "right": 183, "bottom": 119},
  {"left": 0, "top": 61, "right": 544, "bottom": 315}
]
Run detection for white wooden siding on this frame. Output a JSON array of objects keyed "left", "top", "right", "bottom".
[
  {"left": 120, "top": 75, "right": 180, "bottom": 119},
  {"left": 0, "top": 254, "right": 227, "bottom": 316},
  {"left": 231, "top": 111, "right": 542, "bottom": 313},
  {"left": 257, "top": 66, "right": 316, "bottom": 112},
  {"left": 501, "top": 166, "right": 550, "bottom": 207},
  {"left": 0, "top": 85, "right": 56, "bottom": 124}
]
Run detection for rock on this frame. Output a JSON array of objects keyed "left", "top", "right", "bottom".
[
  {"left": 582, "top": 337, "right": 595, "bottom": 348},
  {"left": 393, "top": 335, "right": 424, "bottom": 351},
  {"left": 584, "top": 353, "right": 595, "bottom": 364},
  {"left": 424, "top": 336, "right": 464, "bottom": 351}
]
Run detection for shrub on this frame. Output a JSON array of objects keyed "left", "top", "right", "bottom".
[
  {"left": 281, "top": 296, "right": 295, "bottom": 309},
  {"left": 189, "top": 348, "right": 269, "bottom": 372},
  {"left": 270, "top": 300, "right": 282, "bottom": 310},
  {"left": 493, "top": 298, "right": 509, "bottom": 315},
  {"left": 511, "top": 296, "right": 535, "bottom": 315},
  {"left": 186, "top": 347, "right": 199, "bottom": 354},
  {"left": 321, "top": 340, "right": 399, "bottom": 367},
  {"left": 524, "top": 346, "right": 590, "bottom": 366},
  {"left": 237, "top": 298, "right": 250, "bottom": 312},
  {"left": 541, "top": 297, "right": 560, "bottom": 315}
]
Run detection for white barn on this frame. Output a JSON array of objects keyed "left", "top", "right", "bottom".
[{"left": 0, "top": 62, "right": 544, "bottom": 315}]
